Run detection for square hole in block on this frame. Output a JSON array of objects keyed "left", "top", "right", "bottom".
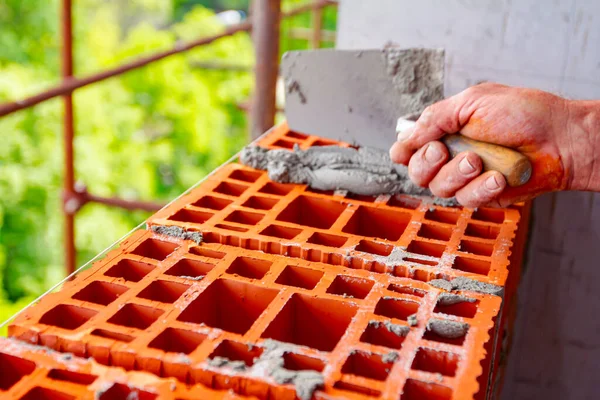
[
  {"left": 105, "top": 259, "right": 155, "bottom": 282},
  {"left": 327, "top": 275, "right": 374, "bottom": 299},
  {"left": 131, "top": 239, "right": 179, "bottom": 261},
  {"left": 287, "top": 131, "right": 308, "bottom": 140},
  {"left": 209, "top": 340, "right": 263, "bottom": 367},
  {"left": 374, "top": 298, "right": 419, "bottom": 321},
  {"left": 400, "top": 379, "right": 452, "bottom": 400},
  {"left": 72, "top": 281, "right": 128, "bottom": 306},
  {"left": 215, "top": 223, "right": 248, "bottom": 232},
  {"left": 193, "top": 195, "right": 232, "bottom": 211},
  {"left": 213, "top": 181, "right": 249, "bottom": 197},
  {"left": 0, "top": 353, "right": 36, "bottom": 390},
  {"left": 387, "top": 195, "right": 421, "bottom": 210},
  {"left": 243, "top": 196, "right": 279, "bottom": 210},
  {"left": 412, "top": 348, "right": 460, "bottom": 377},
  {"left": 387, "top": 284, "right": 426, "bottom": 298},
  {"left": 20, "top": 387, "right": 75, "bottom": 400},
  {"left": 273, "top": 139, "right": 296, "bottom": 149},
  {"left": 261, "top": 293, "right": 357, "bottom": 351},
  {"left": 460, "top": 240, "right": 493, "bottom": 257},
  {"left": 166, "top": 258, "right": 215, "bottom": 280},
  {"left": 189, "top": 247, "right": 226, "bottom": 259},
  {"left": 226, "top": 256, "right": 272, "bottom": 279},
  {"left": 107, "top": 303, "right": 163, "bottom": 330},
  {"left": 225, "top": 210, "right": 264, "bottom": 225},
  {"left": 342, "top": 351, "right": 393, "bottom": 381},
  {"left": 346, "top": 193, "right": 377, "bottom": 203},
  {"left": 307, "top": 232, "right": 347, "bottom": 248},
  {"left": 334, "top": 381, "right": 381, "bottom": 398},
  {"left": 261, "top": 224, "right": 302, "bottom": 240},
  {"left": 355, "top": 240, "right": 393, "bottom": 256},
  {"left": 465, "top": 223, "right": 500, "bottom": 239},
  {"left": 407, "top": 241, "right": 445, "bottom": 258},
  {"left": 282, "top": 353, "right": 325, "bottom": 372},
  {"left": 404, "top": 257, "right": 438, "bottom": 267},
  {"left": 178, "top": 279, "right": 278, "bottom": 335},
  {"left": 90, "top": 329, "right": 134, "bottom": 343},
  {"left": 48, "top": 369, "right": 98, "bottom": 385},
  {"left": 453, "top": 256, "right": 491, "bottom": 276},
  {"left": 277, "top": 196, "right": 346, "bottom": 229},
  {"left": 424, "top": 209, "right": 460, "bottom": 225},
  {"left": 96, "top": 383, "right": 157, "bottom": 400},
  {"left": 434, "top": 296, "right": 478, "bottom": 318},
  {"left": 276, "top": 265, "right": 323, "bottom": 290},
  {"left": 169, "top": 209, "right": 214, "bottom": 224},
  {"left": 137, "top": 280, "right": 189, "bottom": 303},
  {"left": 229, "top": 169, "right": 262, "bottom": 183},
  {"left": 360, "top": 322, "right": 405, "bottom": 349},
  {"left": 472, "top": 208, "right": 505, "bottom": 223},
  {"left": 149, "top": 327, "right": 206, "bottom": 354},
  {"left": 259, "top": 182, "right": 295, "bottom": 196},
  {"left": 312, "top": 139, "right": 338, "bottom": 146},
  {"left": 342, "top": 206, "right": 410, "bottom": 241},
  {"left": 417, "top": 224, "right": 453, "bottom": 241},
  {"left": 40, "top": 305, "right": 97, "bottom": 330}
]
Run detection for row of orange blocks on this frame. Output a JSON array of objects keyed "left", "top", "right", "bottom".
[{"left": 3, "top": 124, "right": 531, "bottom": 400}]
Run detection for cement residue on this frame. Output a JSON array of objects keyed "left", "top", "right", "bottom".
[
  {"left": 239, "top": 145, "right": 458, "bottom": 205},
  {"left": 437, "top": 293, "right": 477, "bottom": 306},
  {"left": 407, "top": 314, "right": 418, "bottom": 327},
  {"left": 208, "top": 356, "right": 247, "bottom": 371},
  {"left": 382, "top": 351, "right": 399, "bottom": 363},
  {"left": 179, "top": 275, "right": 204, "bottom": 281},
  {"left": 429, "top": 277, "right": 504, "bottom": 297},
  {"left": 368, "top": 320, "right": 410, "bottom": 337},
  {"left": 369, "top": 246, "right": 440, "bottom": 269},
  {"left": 151, "top": 225, "right": 203, "bottom": 245},
  {"left": 426, "top": 318, "right": 470, "bottom": 339}
]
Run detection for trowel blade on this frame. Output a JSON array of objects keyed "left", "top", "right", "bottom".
[{"left": 281, "top": 48, "right": 445, "bottom": 150}]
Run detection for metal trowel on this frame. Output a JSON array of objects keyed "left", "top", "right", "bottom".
[{"left": 281, "top": 48, "right": 532, "bottom": 187}]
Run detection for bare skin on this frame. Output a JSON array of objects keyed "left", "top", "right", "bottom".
[{"left": 389, "top": 83, "right": 600, "bottom": 207}]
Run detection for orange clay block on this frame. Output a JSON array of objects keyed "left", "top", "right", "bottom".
[{"left": 7, "top": 123, "right": 531, "bottom": 400}]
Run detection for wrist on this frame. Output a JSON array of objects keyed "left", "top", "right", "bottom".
[{"left": 565, "top": 99, "right": 600, "bottom": 191}]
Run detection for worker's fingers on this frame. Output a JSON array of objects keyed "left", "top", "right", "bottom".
[
  {"left": 407, "top": 141, "right": 449, "bottom": 187},
  {"left": 428, "top": 152, "right": 483, "bottom": 198},
  {"left": 455, "top": 171, "right": 507, "bottom": 208},
  {"left": 390, "top": 94, "right": 471, "bottom": 165}
]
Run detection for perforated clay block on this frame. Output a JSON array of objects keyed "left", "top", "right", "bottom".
[{"left": 8, "top": 122, "right": 531, "bottom": 400}]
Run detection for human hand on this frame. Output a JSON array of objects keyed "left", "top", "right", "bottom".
[{"left": 389, "top": 82, "right": 599, "bottom": 207}]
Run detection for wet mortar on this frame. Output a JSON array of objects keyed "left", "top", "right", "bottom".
[
  {"left": 429, "top": 277, "right": 504, "bottom": 297},
  {"left": 151, "top": 225, "right": 203, "bottom": 245},
  {"left": 426, "top": 318, "right": 470, "bottom": 339}
]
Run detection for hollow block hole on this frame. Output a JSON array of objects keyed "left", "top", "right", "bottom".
[
  {"left": 90, "top": 329, "right": 134, "bottom": 343},
  {"left": 131, "top": 239, "right": 179, "bottom": 261},
  {"left": 215, "top": 223, "right": 248, "bottom": 232},
  {"left": 342, "top": 351, "right": 393, "bottom": 381},
  {"left": 453, "top": 256, "right": 491, "bottom": 276},
  {"left": 277, "top": 195, "right": 346, "bottom": 229},
  {"left": 282, "top": 353, "right": 325, "bottom": 372},
  {"left": 287, "top": 131, "right": 308, "bottom": 140},
  {"left": 178, "top": 279, "right": 278, "bottom": 335},
  {"left": 149, "top": 327, "right": 206, "bottom": 354},
  {"left": 72, "top": 281, "right": 128, "bottom": 306},
  {"left": 460, "top": 240, "right": 493, "bottom": 257},
  {"left": 276, "top": 265, "right": 323, "bottom": 290},
  {"left": 224, "top": 210, "right": 264, "bottom": 225},
  {"left": 226, "top": 256, "right": 271, "bottom": 279},
  {"left": 307, "top": 232, "right": 348, "bottom": 248},
  {"left": 213, "top": 181, "right": 249, "bottom": 197},
  {"left": 209, "top": 340, "right": 263, "bottom": 367},
  {"left": 166, "top": 258, "right": 215, "bottom": 280},
  {"left": 229, "top": 169, "right": 262, "bottom": 183},
  {"left": 417, "top": 224, "right": 453, "bottom": 241},
  {"left": 434, "top": 298, "right": 478, "bottom": 318},
  {"left": 334, "top": 381, "right": 381, "bottom": 397},
  {"left": 407, "top": 241, "right": 445, "bottom": 258},
  {"left": 423, "top": 324, "right": 467, "bottom": 346},
  {"left": 465, "top": 223, "right": 500, "bottom": 240},
  {"left": 105, "top": 259, "right": 155, "bottom": 282},
  {"left": 306, "top": 187, "right": 335, "bottom": 196},
  {"left": 96, "top": 383, "right": 157, "bottom": 400},
  {"left": 327, "top": 275, "right": 374, "bottom": 299},
  {"left": 189, "top": 247, "right": 226, "bottom": 259},
  {"left": 387, "top": 195, "right": 421, "bottom": 210},
  {"left": 424, "top": 209, "right": 460, "bottom": 225},
  {"left": 400, "top": 379, "right": 452, "bottom": 400},
  {"left": 312, "top": 139, "right": 338, "bottom": 146},
  {"left": 193, "top": 195, "right": 232, "bottom": 211},
  {"left": 169, "top": 209, "right": 214, "bottom": 225},
  {"left": 273, "top": 139, "right": 296, "bottom": 149},
  {"left": 47, "top": 369, "right": 98, "bottom": 385},
  {"left": 360, "top": 322, "right": 405, "bottom": 349},
  {"left": 411, "top": 348, "right": 459, "bottom": 377},
  {"left": 107, "top": 303, "right": 163, "bottom": 330},
  {"left": 342, "top": 206, "right": 410, "bottom": 241},
  {"left": 472, "top": 208, "right": 505, "bottom": 223},
  {"left": 261, "top": 224, "right": 302, "bottom": 240},
  {"left": 20, "top": 387, "right": 75, "bottom": 400},
  {"left": 404, "top": 257, "right": 438, "bottom": 267},
  {"left": 261, "top": 293, "right": 357, "bottom": 352},
  {"left": 137, "top": 280, "right": 189, "bottom": 303},
  {"left": 259, "top": 182, "right": 295, "bottom": 196},
  {"left": 40, "top": 304, "right": 97, "bottom": 330},
  {"left": 387, "top": 284, "right": 426, "bottom": 298},
  {"left": 355, "top": 240, "right": 393, "bottom": 256},
  {"left": 374, "top": 298, "right": 419, "bottom": 321},
  {"left": 346, "top": 193, "right": 377, "bottom": 203},
  {"left": 0, "top": 353, "right": 36, "bottom": 390},
  {"left": 243, "top": 196, "right": 279, "bottom": 210}
]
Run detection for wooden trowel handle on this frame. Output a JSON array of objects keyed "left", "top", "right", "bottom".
[{"left": 441, "top": 134, "right": 532, "bottom": 187}]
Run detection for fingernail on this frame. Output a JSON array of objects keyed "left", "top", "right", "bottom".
[
  {"left": 397, "top": 126, "right": 414, "bottom": 142},
  {"left": 424, "top": 144, "right": 442, "bottom": 162},
  {"left": 459, "top": 157, "right": 476, "bottom": 174},
  {"left": 485, "top": 175, "right": 501, "bottom": 190}
]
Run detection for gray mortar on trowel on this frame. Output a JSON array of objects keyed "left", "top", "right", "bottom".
[{"left": 151, "top": 225, "right": 203, "bottom": 245}]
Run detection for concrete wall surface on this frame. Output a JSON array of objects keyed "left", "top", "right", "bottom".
[{"left": 337, "top": 1, "right": 600, "bottom": 399}]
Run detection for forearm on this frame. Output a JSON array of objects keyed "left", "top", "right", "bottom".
[{"left": 566, "top": 100, "right": 600, "bottom": 192}]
